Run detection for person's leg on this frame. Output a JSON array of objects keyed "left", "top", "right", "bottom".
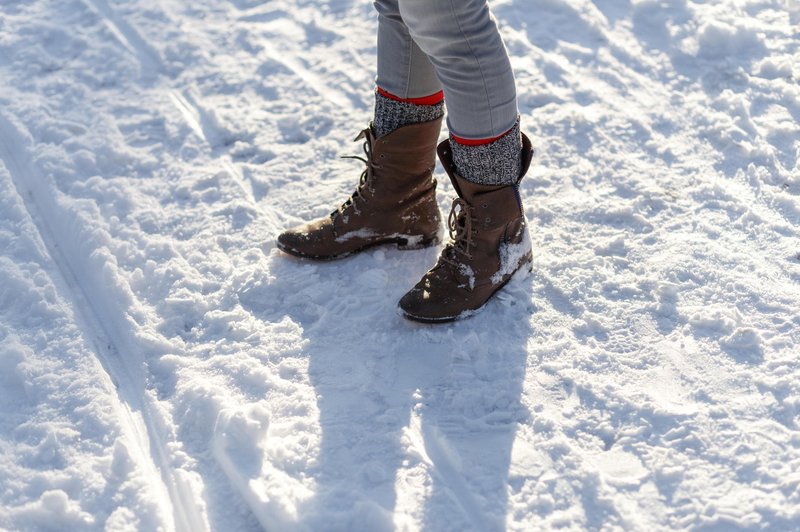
[
  {"left": 275, "top": 0, "right": 447, "bottom": 260},
  {"left": 398, "top": 0, "right": 523, "bottom": 186},
  {"left": 374, "top": 0, "right": 441, "bottom": 100},
  {"left": 395, "top": 0, "right": 533, "bottom": 322},
  {"left": 373, "top": 0, "right": 445, "bottom": 137}
]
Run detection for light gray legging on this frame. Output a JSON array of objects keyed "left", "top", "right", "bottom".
[{"left": 373, "top": 0, "right": 518, "bottom": 140}]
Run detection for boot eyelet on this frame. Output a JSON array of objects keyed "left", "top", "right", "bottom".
[{"left": 482, "top": 204, "right": 488, "bottom": 208}]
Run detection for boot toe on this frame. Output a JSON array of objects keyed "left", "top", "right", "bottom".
[
  {"left": 398, "top": 282, "right": 465, "bottom": 323},
  {"left": 398, "top": 291, "right": 442, "bottom": 322},
  {"left": 398, "top": 287, "right": 426, "bottom": 317},
  {"left": 276, "top": 228, "right": 312, "bottom": 256},
  {"left": 276, "top": 217, "right": 338, "bottom": 259}
]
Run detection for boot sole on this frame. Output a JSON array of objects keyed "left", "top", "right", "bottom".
[
  {"left": 276, "top": 234, "right": 440, "bottom": 261},
  {"left": 399, "top": 253, "right": 533, "bottom": 324}
]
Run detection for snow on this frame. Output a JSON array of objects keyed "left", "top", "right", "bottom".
[
  {"left": 0, "top": 0, "right": 799, "bottom": 530},
  {"left": 491, "top": 227, "right": 532, "bottom": 286}
]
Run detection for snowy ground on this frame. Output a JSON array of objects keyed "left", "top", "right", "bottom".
[{"left": 1, "top": 0, "right": 799, "bottom": 530}]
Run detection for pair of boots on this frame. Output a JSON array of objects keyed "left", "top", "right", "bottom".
[{"left": 276, "top": 116, "right": 533, "bottom": 323}]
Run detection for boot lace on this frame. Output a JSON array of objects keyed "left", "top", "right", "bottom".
[
  {"left": 441, "top": 198, "right": 476, "bottom": 268},
  {"left": 331, "top": 127, "right": 382, "bottom": 219}
]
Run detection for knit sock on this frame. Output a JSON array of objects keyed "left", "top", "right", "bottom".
[
  {"left": 373, "top": 88, "right": 445, "bottom": 138},
  {"left": 450, "top": 118, "right": 523, "bottom": 186}
]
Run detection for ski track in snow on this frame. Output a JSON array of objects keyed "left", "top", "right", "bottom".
[
  {"left": 0, "top": 112, "right": 207, "bottom": 532},
  {"left": 0, "top": 159, "right": 167, "bottom": 529},
  {"left": 1, "top": 0, "right": 800, "bottom": 530}
]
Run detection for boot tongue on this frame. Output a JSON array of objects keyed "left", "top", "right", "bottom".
[
  {"left": 436, "top": 140, "right": 505, "bottom": 204},
  {"left": 451, "top": 173, "right": 505, "bottom": 204}
]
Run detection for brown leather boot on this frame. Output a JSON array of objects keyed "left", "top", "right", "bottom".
[
  {"left": 398, "top": 134, "right": 534, "bottom": 323},
  {"left": 276, "top": 118, "right": 443, "bottom": 260}
]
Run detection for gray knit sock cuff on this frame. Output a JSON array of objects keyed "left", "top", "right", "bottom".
[
  {"left": 373, "top": 91, "right": 444, "bottom": 138},
  {"left": 450, "top": 119, "right": 523, "bottom": 186}
]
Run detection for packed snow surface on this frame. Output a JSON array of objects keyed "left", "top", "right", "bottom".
[{"left": 1, "top": 0, "right": 799, "bottom": 530}]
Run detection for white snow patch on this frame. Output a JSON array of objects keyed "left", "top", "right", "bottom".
[
  {"left": 491, "top": 225, "right": 532, "bottom": 285},
  {"left": 335, "top": 227, "right": 379, "bottom": 242},
  {"left": 458, "top": 263, "right": 476, "bottom": 289},
  {"left": 696, "top": 21, "right": 764, "bottom": 59},
  {"left": 8, "top": 490, "right": 95, "bottom": 530}
]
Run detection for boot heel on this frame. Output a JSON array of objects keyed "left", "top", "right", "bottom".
[{"left": 396, "top": 234, "right": 440, "bottom": 250}]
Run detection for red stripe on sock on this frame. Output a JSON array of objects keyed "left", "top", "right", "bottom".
[
  {"left": 377, "top": 87, "right": 444, "bottom": 106},
  {"left": 451, "top": 126, "right": 515, "bottom": 146}
]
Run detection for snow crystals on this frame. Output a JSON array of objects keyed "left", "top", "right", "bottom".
[{"left": 1, "top": 0, "right": 799, "bottom": 530}]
